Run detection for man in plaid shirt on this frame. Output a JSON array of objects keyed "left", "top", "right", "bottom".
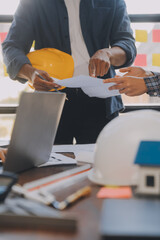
[{"left": 104, "top": 66, "right": 160, "bottom": 97}]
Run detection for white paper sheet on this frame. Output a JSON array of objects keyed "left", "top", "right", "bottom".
[
  {"left": 52, "top": 144, "right": 95, "bottom": 153},
  {"left": 53, "top": 75, "right": 120, "bottom": 98},
  {"left": 39, "top": 152, "right": 77, "bottom": 167}
]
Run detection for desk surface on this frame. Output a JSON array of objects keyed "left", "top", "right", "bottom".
[{"left": 1, "top": 161, "right": 103, "bottom": 240}]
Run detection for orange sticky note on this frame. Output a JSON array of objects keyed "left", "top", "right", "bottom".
[
  {"left": 97, "top": 187, "right": 132, "bottom": 199},
  {"left": 135, "top": 30, "right": 148, "bottom": 42},
  {"left": 134, "top": 54, "right": 147, "bottom": 66},
  {"left": 152, "top": 53, "right": 160, "bottom": 67},
  {"left": 152, "top": 30, "right": 160, "bottom": 43}
]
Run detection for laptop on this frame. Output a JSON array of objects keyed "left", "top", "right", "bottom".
[
  {"left": 100, "top": 198, "right": 160, "bottom": 239},
  {"left": 2, "top": 91, "right": 66, "bottom": 173}
]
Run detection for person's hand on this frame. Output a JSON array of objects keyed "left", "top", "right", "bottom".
[
  {"left": 0, "top": 148, "right": 7, "bottom": 163},
  {"left": 30, "top": 69, "right": 60, "bottom": 91},
  {"left": 119, "top": 66, "right": 153, "bottom": 78},
  {"left": 18, "top": 64, "right": 60, "bottom": 91},
  {"left": 89, "top": 49, "right": 111, "bottom": 77},
  {"left": 103, "top": 76, "right": 148, "bottom": 96}
]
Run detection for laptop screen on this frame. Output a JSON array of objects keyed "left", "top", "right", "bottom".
[{"left": 3, "top": 91, "right": 66, "bottom": 173}]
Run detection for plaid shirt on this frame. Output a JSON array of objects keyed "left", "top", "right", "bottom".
[{"left": 144, "top": 72, "right": 160, "bottom": 97}]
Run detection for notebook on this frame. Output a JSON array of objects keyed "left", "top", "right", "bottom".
[
  {"left": 2, "top": 91, "right": 66, "bottom": 173},
  {"left": 100, "top": 198, "right": 160, "bottom": 239}
]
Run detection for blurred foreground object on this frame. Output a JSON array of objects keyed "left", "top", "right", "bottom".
[{"left": 89, "top": 110, "right": 160, "bottom": 186}]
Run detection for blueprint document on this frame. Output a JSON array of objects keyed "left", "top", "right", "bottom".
[{"left": 53, "top": 75, "right": 120, "bottom": 98}]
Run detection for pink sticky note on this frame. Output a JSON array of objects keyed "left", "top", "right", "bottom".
[
  {"left": 0, "top": 32, "right": 7, "bottom": 43},
  {"left": 97, "top": 187, "right": 132, "bottom": 199},
  {"left": 152, "top": 29, "right": 160, "bottom": 43},
  {"left": 134, "top": 54, "right": 147, "bottom": 66}
]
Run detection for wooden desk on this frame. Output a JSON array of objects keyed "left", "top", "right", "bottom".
[{"left": 1, "top": 164, "right": 103, "bottom": 240}]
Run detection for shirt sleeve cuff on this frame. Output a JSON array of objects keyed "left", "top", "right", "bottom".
[
  {"left": 112, "top": 42, "right": 136, "bottom": 68},
  {"left": 144, "top": 75, "right": 160, "bottom": 97},
  {"left": 7, "top": 55, "right": 31, "bottom": 82}
]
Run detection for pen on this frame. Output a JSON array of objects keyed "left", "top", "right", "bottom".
[
  {"left": 35, "top": 71, "right": 68, "bottom": 100},
  {"left": 52, "top": 186, "right": 92, "bottom": 210}
]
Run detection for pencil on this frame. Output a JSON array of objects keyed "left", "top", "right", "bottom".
[{"left": 52, "top": 186, "right": 92, "bottom": 210}]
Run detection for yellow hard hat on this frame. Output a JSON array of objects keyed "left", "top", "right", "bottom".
[{"left": 27, "top": 48, "right": 74, "bottom": 90}]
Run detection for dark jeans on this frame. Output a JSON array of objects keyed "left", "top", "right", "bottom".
[{"left": 55, "top": 88, "right": 119, "bottom": 144}]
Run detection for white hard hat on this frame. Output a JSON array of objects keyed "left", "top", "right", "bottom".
[{"left": 89, "top": 110, "right": 160, "bottom": 186}]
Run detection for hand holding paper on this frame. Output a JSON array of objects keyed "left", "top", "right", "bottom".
[{"left": 52, "top": 75, "right": 120, "bottom": 98}]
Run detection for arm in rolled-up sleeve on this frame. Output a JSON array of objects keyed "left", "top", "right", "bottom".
[
  {"left": 110, "top": 0, "right": 137, "bottom": 68},
  {"left": 2, "top": 0, "right": 34, "bottom": 83}
]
